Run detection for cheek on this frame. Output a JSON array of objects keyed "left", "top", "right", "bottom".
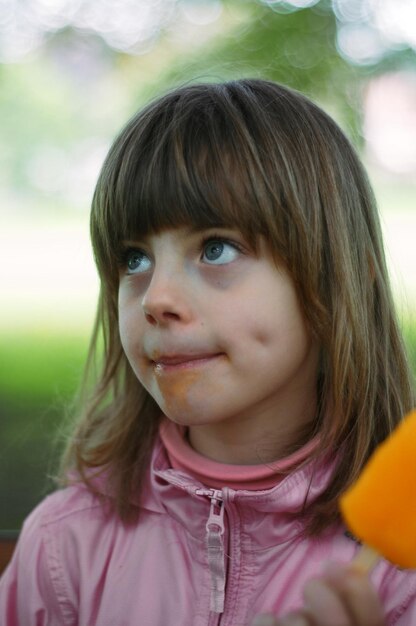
[
  {"left": 250, "top": 321, "right": 274, "bottom": 346},
  {"left": 235, "top": 298, "right": 309, "bottom": 356},
  {"left": 119, "top": 317, "right": 150, "bottom": 388},
  {"left": 118, "top": 302, "right": 143, "bottom": 361},
  {"left": 217, "top": 296, "right": 265, "bottom": 338},
  {"left": 117, "top": 301, "right": 131, "bottom": 350}
]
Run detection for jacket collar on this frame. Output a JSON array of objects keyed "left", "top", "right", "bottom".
[{"left": 140, "top": 436, "right": 339, "bottom": 546}]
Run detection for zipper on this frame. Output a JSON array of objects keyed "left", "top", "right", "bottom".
[{"left": 196, "top": 489, "right": 226, "bottom": 614}]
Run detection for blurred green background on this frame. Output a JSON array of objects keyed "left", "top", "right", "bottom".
[{"left": 1, "top": 0, "right": 416, "bottom": 529}]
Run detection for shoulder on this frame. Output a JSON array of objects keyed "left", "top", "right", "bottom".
[
  {"left": 11, "top": 484, "right": 104, "bottom": 571},
  {"left": 13, "top": 481, "right": 120, "bottom": 586},
  {"left": 22, "top": 482, "right": 106, "bottom": 536},
  {"left": 0, "top": 484, "right": 102, "bottom": 624}
]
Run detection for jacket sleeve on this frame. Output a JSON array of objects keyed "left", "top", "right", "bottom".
[{"left": 0, "top": 503, "right": 72, "bottom": 626}]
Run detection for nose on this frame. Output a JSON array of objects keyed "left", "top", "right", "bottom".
[{"left": 141, "top": 266, "right": 193, "bottom": 326}]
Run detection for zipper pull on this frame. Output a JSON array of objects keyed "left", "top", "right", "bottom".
[
  {"left": 206, "top": 490, "right": 225, "bottom": 535},
  {"left": 199, "top": 489, "right": 226, "bottom": 614}
]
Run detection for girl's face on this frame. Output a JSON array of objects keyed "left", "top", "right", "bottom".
[{"left": 118, "top": 227, "right": 319, "bottom": 462}]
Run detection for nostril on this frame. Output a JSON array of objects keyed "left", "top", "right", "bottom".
[
  {"left": 145, "top": 310, "right": 180, "bottom": 325},
  {"left": 145, "top": 312, "right": 157, "bottom": 325},
  {"left": 163, "top": 311, "right": 181, "bottom": 321}
]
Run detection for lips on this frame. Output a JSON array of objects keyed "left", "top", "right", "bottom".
[{"left": 150, "top": 352, "right": 223, "bottom": 369}]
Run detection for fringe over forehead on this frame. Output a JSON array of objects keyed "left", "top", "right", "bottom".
[{"left": 91, "top": 78, "right": 383, "bottom": 330}]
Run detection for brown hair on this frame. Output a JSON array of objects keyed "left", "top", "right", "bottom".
[{"left": 60, "top": 79, "right": 415, "bottom": 533}]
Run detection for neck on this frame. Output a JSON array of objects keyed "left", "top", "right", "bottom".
[{"left": 187, "top": 395, "right": 318, "bottom": 465}]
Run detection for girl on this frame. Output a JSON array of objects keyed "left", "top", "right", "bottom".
[{"left": 0, "top": 78, "right": 415, "bottom": 626}]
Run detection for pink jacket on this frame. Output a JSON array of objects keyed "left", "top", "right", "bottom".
[{"left": 1, "top": 435, "right": 416, "bottom": 626}]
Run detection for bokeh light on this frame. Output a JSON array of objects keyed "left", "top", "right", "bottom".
[
  {"left": 0, "top": 0, "right": 177, "bottom": 61},
  {"left": 364, "top": 72, "right": 416, "bottom": 175},
  {"left": 180, "top": 0, "right": 223, "bottom": 26},
  {"left": 372, "top": 0, "right": 416, "bottom": 49},
  {"left": 1, "top": 0, "right": 416, "bottom": 64},
  {"left": 336, "top": 22, "right": 387, "bottom": 65},
  {"left": 262, "top": 0, "right": 320, "bottom": 11}
]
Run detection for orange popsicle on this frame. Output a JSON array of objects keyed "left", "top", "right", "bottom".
[{"left": 340, "top": 409, "right": 416, "bottom": 569}]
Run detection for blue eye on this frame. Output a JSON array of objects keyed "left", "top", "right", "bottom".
[
  {"left": 125, "top": 249, "right": 152, "bottom": 274},
  {"left": 202, "top": 239, "right": 239, "bottom": 265}
]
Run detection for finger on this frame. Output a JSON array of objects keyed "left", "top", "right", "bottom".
[
  {"left": 343, "top": 573, "right": 385, "bottom": 626},
  {"left": 304, "top": 578, "right": 351, "bottom": 626},
  {"left": 323, "top": 565, "right": 385, "bottom": 626}
]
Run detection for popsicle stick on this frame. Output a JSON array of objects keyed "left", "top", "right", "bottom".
[{"left": 351, "top": 544, "right": 379, "bottom": 573}]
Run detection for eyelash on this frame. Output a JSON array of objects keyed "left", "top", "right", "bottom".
[
  {"left": 117, "top": 246, "right": 143, "bottom": 268},
  {"left": 117, "top": 234, "right": 245, "bottom": 269},
  {"left": 199, "top": 234, "right": 244, "bottom": 258}
]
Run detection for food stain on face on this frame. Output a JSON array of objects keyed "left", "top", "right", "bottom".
[{"left": 154, "top": 367, "right": 202, "bottom": 416}]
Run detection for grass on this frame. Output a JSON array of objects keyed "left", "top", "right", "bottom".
[
  {"left": 0, "top": 331, "right": 89, "bottom": 528},
  {"left": 0, "top": 331, "right": 89, "bottom": 406}
]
